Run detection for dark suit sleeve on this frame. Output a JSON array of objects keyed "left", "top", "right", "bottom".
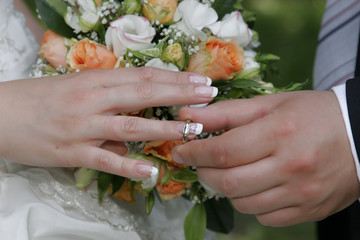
[{"left": 346, "top": 77, "right": 360, "bottom": 160}]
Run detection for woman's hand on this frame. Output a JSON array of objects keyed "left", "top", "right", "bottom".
[{"left": 0, "top": 67, "right": 216, "bottom": 179}]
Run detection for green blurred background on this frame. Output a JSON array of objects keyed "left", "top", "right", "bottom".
[{"left": 218, "top": 0, "right": 326, "bottom": 239}]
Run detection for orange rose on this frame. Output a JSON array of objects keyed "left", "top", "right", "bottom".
[
  {"left": 187, "top": 37, "right": 245, "bottom": 81},
  {"left": 143, "top": 0, "right": 178, "bottom": 24},
  {"left": 66, "top": 38, "right": 117, "bottom": 71},
  {"left": 112, "top": 179, "right": 136, "bottom": 204},
  {"left": 38, "top": 30, "right": 67, "bottom": 69},
  {"left": 156, "top": 163, "right": 191, "bottom": 200},
  {"left": 144, "top": 140, "right": 186, "bottom": 168}
]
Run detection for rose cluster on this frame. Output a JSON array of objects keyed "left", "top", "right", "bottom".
[{"left": 34, "top": 0, "right": 263, "bottom": 207}]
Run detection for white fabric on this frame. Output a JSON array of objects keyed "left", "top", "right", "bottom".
[
  {"left": 0, "top": 0, "right": 38, "bottom": 82},
  {"left": 0, "top": 1, "right": 216, "bottom": 239},
  {"left": 332, "top": 84, "right": 360, "bottom": 184}
]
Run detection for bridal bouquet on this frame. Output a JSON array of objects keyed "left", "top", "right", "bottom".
[{"left": 30, "top": 0, "right": 302, "bottom": 238}]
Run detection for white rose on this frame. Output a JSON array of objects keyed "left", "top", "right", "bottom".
[
  {"left": 64, "top": 0, "right": 99, "bottom": 33},
  {"left": 145, "top": 58, "right": 179, "bottom": 71},
  {"left": 172, "top": 0, "right": 218, "bottom": 41},
  {"left": 208, "top": 11, "right": 252, "bottom": 47},
  {"left": 244, "top": 50, "right": 260, "bottom": 70},
  {"left": 105, "top": 15, "right": 156, "bottom": 58}
]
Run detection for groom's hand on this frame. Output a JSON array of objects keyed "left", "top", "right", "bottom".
[{"left": 172, "top": 91, "right": 360, "bottom": 226}]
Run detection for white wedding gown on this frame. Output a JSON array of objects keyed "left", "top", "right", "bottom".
[{"left": 0, "top": 1, "right": 215, "bottom": 239}]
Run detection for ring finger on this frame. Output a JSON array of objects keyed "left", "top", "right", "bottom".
[{"left": 89, "top": 115, "right": 203, "bottom": 141}]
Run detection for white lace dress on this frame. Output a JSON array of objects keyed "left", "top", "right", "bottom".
[{"left": 0, "top": 1, "right": 215, "bottom": 239}]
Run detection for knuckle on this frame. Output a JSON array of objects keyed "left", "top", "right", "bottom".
[
  {"left": 122, "top": 117, "right": 140, "bottom": 134},
  {"left": 220, "top": 174, "right": 236, "bottom": 197},
  {"left": 298, "top": 182, "right": 320, "bottom": 201},
  {"left": 174, "top": 72, "right": 185, "bottom": 84},
  {"left": 115, "top": 158, "right": 126, "bottom": 175},
  {"left": 274, "top": 114, "right": 297, "bottom": 139},
  {"left": 211, "top": 144, "right": 228, "bottom": 167},
  {"left": 139, "top": 67, "right": 156, "bottom": 82},
  {"left": 178, "top": 84, "right": 193, "bottom": 99},
  {"left": 95, "top": 152, "right": 113, "bottom": 171},
  {"left": 135, "top": 82, "right": 153, "bottom": 99},
  {"left": 284, "top": 152, "right": 316, "bottom": 175},
  {"left": 104, "top": 118, "right": 118, "bottom": 138}
]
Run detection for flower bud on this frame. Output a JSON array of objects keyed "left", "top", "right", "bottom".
[
  {"left": 75, "top": 168, "right": 97, "bottom": 189},
  {"left": 161, "top": 43, "right": 185, "bottom": 70},
  {"left": 143, "top": 0, "right": 178, "bottom": 24},
  {"left": 124, "top": 0, "right": 142, "bottom": 14}
]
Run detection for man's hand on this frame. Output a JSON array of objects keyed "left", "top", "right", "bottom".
[{"left": 172, "top": 90, "right": 360, "bottom": 226}]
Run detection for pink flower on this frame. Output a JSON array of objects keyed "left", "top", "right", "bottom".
[
  {"left": 105, "top": 15, "right": 156, "bottom": 58},
  {"left": 38, "top": 30, "right": 67, "bottom": 69}
]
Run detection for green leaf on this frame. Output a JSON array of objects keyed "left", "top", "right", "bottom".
[
  {"left": 171, "top": 168, "right": 199, "bottom": 183},
  {"left": 235, "top": 68, "right": 261, "bottom": 80},
  {"left": 128, "top": 48, "right": 161, "bottom": 60},
  {"left": 255, "top": 53, "right": 280, "bottom": 62},
  {"left": 97, "top": 171, "right": 114, "bottom": 203},
  {"left": 231, "top": 78, "right": 262, "bottom": 88},
  {"left": 93, "top": 22, "right": 106, "bottom": 43},
  {"left": 146, "top": 190, "right": 155, "bottom": 215},
  {"left": 35, "top": 0, "right": 76, "bottom": 38},
  {"left": 111, "top": 175, "right": 125, "bottom": 195},
  {"left": 160, "top": 163, "right": 172, "bottom": 185},
  {"left": 184, "top": 203, "right": 207, "bottom": 240},
  {"left": 204, "top": 198, "right": 234, "bottom": 233},
  {"left": 212, "top": 0, "right": 237, "bottom": 19}
]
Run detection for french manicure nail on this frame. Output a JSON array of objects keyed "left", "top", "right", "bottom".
[
  {"left": 190, "top": 103, "right": 209, "bottom": 108},
  {"left": 195, "top": 86, "right": 218, "bottom": 98},
  {"left": 190, "top": 75, "right": 212, "bottom": 86},
  {"left": 178, "top": 122, "right": 203, "bottom": 135},
  {"left": 136, "top": 164, "right": 158, "bottom": 178}
]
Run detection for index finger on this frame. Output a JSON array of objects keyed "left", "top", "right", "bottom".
[
  {"left": 90, "top": 67, "right": 213, "bottom": 88},
  {"left": 178, "top": 93, "right": 291, "bottom": 132}
]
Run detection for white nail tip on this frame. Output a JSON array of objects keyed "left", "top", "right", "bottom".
[
  {"left": 190, "top": 103, "right": 209, "bottom": 108},
  {"left": 212, "top": 87, "right": 218, "bottom": 98},
  {"left": 206, "top": 77, "right": 212, "bottom": 86},
  {"left": 150, "top": 167, "right": 158, "bottom": 177}
]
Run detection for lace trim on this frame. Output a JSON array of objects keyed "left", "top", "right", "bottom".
[{"left": 24, "top": 168, "right": 140, "bottom": 232}]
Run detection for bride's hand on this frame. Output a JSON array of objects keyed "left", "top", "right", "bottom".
[
  {"left": 172, "top": 91, "right": 360, "bottom": 226},
  {"left": 0, "top": 67, "right": 216, "bottom": 179}
]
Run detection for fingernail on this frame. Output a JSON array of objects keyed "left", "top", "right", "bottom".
[
  {"left": 172, "top": 151, "right": 185, "bottom": 164},
  {"left": 178, "top": 122, "right": 203, "bottom": 135},
  {"left": 195, "top": 86, "right": 218, "bottom": 98},
  {"left": 136, "top": 164, "right": 158, "bottom": 178},
  {"left": 190, "top": 103, "right": 209, "bottom": 108},
  {"left": 190, "top": 75, "right": 212, "bottom": 86}
]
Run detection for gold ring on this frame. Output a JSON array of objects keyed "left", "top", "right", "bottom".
[{"left": 183, "top": 120, "right": 191, "bottom": 143}]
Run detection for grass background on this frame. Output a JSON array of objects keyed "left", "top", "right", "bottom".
[{"left": 217, "top": 0, "right": 326, "bottom": 239}]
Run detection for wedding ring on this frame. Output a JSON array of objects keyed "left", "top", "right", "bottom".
[{"left": 182, "top": 120, "right": 191, "bottom": 143}]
